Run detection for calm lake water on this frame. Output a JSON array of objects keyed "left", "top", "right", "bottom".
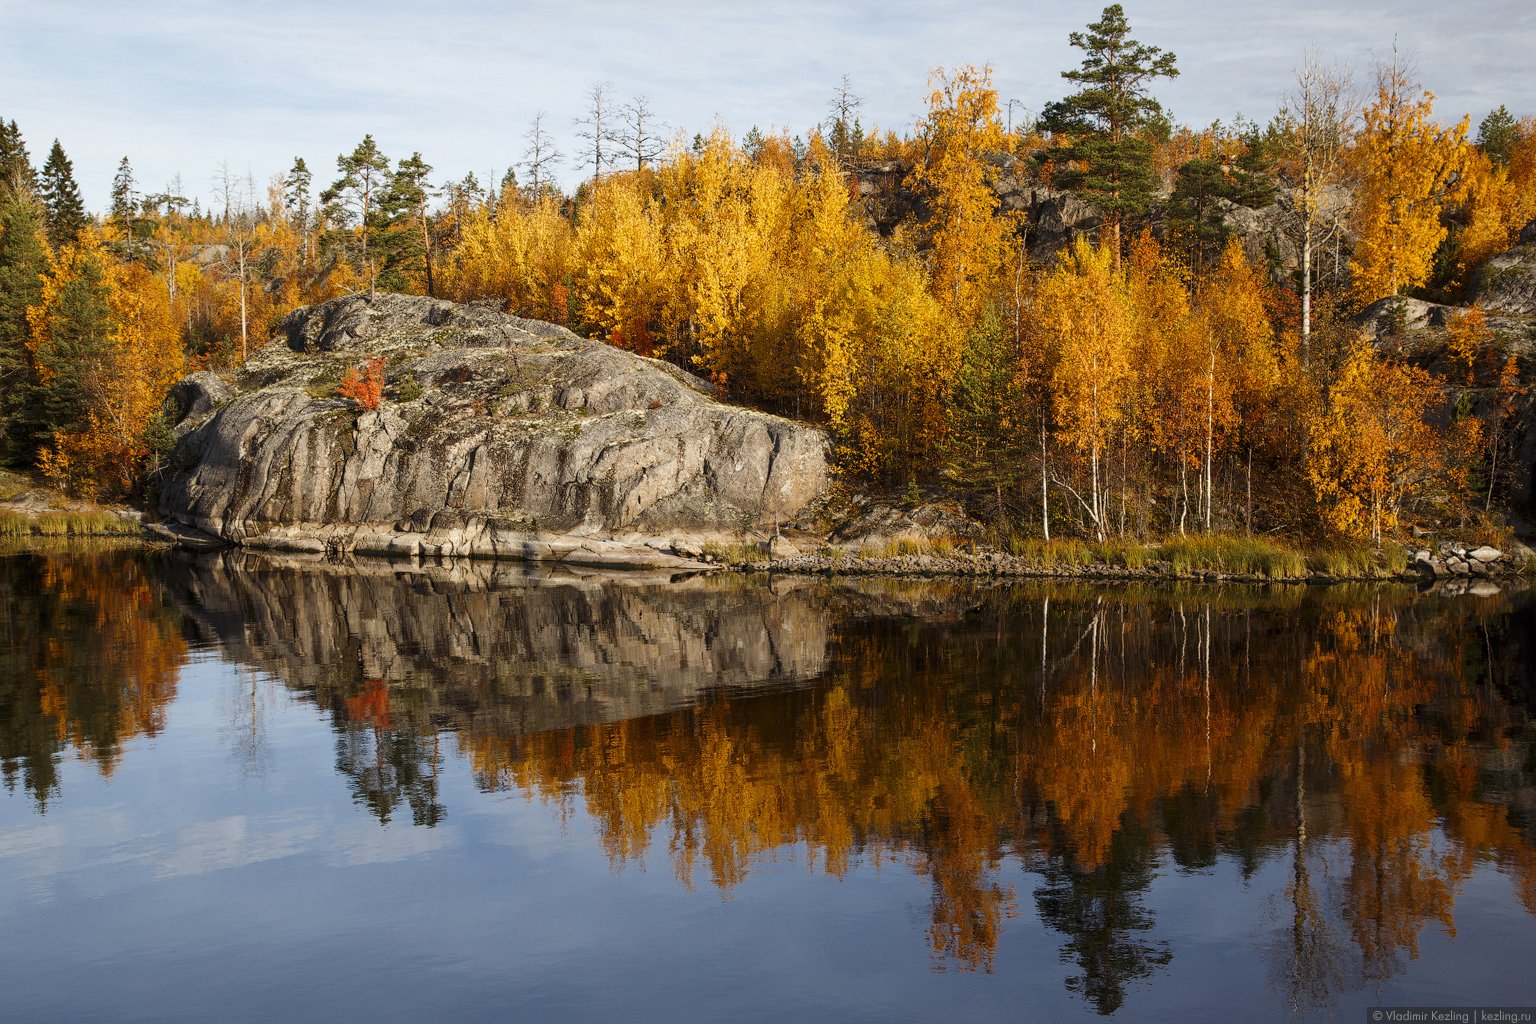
[{"left": 2, "top": 548, "right": 1534, "bottom": 1022}]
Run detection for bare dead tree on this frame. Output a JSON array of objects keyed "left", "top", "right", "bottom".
[
  {"left": 213, "top": 161, "right": 258, "bottom": 361},
  {"left": 825, "top": 73, "right": 865, "bottom": 169},
  {"left": 614, "top": 94, "right": 667, "bottom": 172},
  {"left": 1278, "top": 53, "right": 1353, "bottom": 362},
  {"left": 519, "top": 111, "right": 563, "bottom": 201},
  {"left": 574, "top": 80, "right": 617, "bottom": 186}
]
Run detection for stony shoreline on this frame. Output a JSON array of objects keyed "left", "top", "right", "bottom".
[
  {"left": 695, "top": 538, "right": 1532, "bottom": 589},
  {"left": 6, "top": 518, "right": 1531, "bottom": 592},
  {"left": 5, "top": 459, "right": 1531, "bottom": 590}
]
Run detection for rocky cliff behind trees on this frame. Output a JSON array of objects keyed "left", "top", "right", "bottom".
[
  {"left": 1357, "top": 223, "right": 1536, "bottom": 513},
  {"left": 158, "top": 294, "right": 830, "bottom": 567}
]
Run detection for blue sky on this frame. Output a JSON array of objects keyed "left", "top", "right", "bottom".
[{"left": 2, "top": 0, "right": 1531, "bottom": 211}]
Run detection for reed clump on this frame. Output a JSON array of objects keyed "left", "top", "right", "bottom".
[{"left": 0, "top": 509, "right": 139, "bottom": 537}]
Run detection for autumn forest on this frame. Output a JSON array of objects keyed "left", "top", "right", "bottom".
[{"left": 1, "top": 5, "right": 1533, "bottom": 545}]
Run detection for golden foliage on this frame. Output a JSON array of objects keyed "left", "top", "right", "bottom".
[
  {"left": 1349, "top": 67, "right": 1469, "bottom": 304},
  {"left": 908, "top": 65, "right": 1016, "bottom": 322},
  {"left": 440, "top": 196, "right": 574, "bottom": 324},
  {"left": 1034, "top": 238, "right": 1134, "bottom": 536},
  {"left": 30, "top": 230, "right": 186, "bottom": 497},
  {"left": 1306, "top": 343, "right": 1476, "bottom": 541}
]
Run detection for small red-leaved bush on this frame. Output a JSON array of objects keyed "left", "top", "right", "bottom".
[{"left": 337, "top": 356, "right": 386, "bottom": 412}]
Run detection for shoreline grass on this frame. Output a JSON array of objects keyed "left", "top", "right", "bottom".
[
  {"left": 0, "top": 509, "right": 142, "bottom": 538},
  {"left": 843, "top": 529, "right": 1427, "bottom": 581}
]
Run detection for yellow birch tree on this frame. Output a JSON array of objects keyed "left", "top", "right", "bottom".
[{"left": 1349, "top": 60, "right": 1469, "bottom": 305}]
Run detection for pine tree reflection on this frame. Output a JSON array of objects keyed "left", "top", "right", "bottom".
[{"left": 1033, "top": 820, "right": 1171, "bottom": 1015}]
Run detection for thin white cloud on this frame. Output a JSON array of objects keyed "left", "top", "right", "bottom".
[{"left": 1, "top": 0, "right": 1529, "bottom": 209}]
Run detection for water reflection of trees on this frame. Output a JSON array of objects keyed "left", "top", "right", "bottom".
[
  {"left": 438, "top": 583, "right": 1536, "bottom": 1007},
  {"left": 5, "top": 550, "right": 1536, "bottom": 1015},
  {"left": 0, "top": 551, "right": 186, "bottom": 809}
]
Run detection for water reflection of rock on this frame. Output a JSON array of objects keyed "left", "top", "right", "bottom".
[
  {"left": 166, "top": 550, "right": 861, "bottom": 736},
  {"left": 14, "top": 550, "right": 1536, "bottom": 1013}
]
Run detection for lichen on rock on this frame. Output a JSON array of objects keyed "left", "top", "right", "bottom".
[{"left": 158, "top": 293, "right": 830, "bottom": 568}]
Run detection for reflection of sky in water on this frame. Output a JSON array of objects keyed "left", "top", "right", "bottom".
[{"left": 2, "top": 554, "right": 1535, "bottom": 1022}]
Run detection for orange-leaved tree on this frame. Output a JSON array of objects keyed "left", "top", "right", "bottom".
[
  {"left": 29, "top": 229, "right": 185, "bottom": 497},
  {"left": 907, "top": 65, "right": 1015, "bottom": 325},
  {"left": 337, "top": 356, "right": 386, "bottom": 412}
]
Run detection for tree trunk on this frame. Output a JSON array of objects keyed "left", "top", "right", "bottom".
[
  {"left": 1090, "top": 444, "right": 1103, "bottom": 541},
  {"left": 1180, "top": 461, "right": 1189, "bottom": 537},
  {"left": 1487, "top": 441, "right": 1499, "bottom": 511},
  {"left": 1040, "top": 419, "right": 1051, "bottom": 543},
  {"left": 238, "top": 244, "right": 249, "bottom": 363},
  {"left": 1300, "top": 194, "right": 1312, "bottom": 364},
  {"left": 1205, "top": 345, "right": 1215, "bottom": 533},
  {"left": 1246, "top": 448, "right": 1253, "bottom": 535},
  {"left": 1120, "top": 430, "right": 1128, "bottom": 538},
  {"left": 420, "top": 206, "right": 435, "bottom": 298}
]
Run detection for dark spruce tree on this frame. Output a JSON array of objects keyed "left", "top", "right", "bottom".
[
  {"left": 942, "top": 306, "right": 1031, "bottom": 522},
  {"left": 1477, "top": 105, "right": 1519, "bottom": 168},
  {"left": 1167, "top": 125, "right": 1276, "bottom": 276},
  {"left": 109, "top": 156, "right": 137, "bottom": 243},
  {"left": 1034, "top": 819, "right": 1173, "bottom": 1015},
  {"left": 21, "top": 242, "right": 113, "bottom": 460},
  {"left": 39, "top": 140, "right": 88, "bottom": 249},
  {"left": 1038, "top": 4, "right": 1179, "bottom": 261},
  {"left": 39, "top": 140, "right": 87, "bottom": 250},
  {"left": 0, "top": 185, "right": 49, "bottom": 463},
  {"left": 0, "top": 119, "right": 37, "bottom": 195}
]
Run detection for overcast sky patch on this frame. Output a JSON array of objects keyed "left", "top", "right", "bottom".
[{"left": 1, "top": 0, "right": 1529, "bottom": 209}]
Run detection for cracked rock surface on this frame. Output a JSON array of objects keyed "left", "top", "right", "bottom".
[{"left": 158, "top": 293, "right": 829, "bottom": 568}]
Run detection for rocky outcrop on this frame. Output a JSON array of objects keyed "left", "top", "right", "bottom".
[
  {"left": 164, "top": 371, "right": 235, "bottom": 438},
  {"left": 1357, "top": 295, "right": 1456, "bottom": 338},
  {"left": 850, "top": 155, "right": 1342, "bottom": 274},
  {"left": 1471, "top": 220, "right": 1536, "bottom": 317},
  {"left": 158, "top": 294, "right": 830, "bottom": 568},
  {"left": 1350, "top": 228, "right": 1536, "bottom": 513},
  {"left": 162, "top": 549, "right": 989, "bottom": 736}
]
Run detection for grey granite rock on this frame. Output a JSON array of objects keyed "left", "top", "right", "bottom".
[{"left": 159, "top": 294, "right": 830, "bottom": 567}]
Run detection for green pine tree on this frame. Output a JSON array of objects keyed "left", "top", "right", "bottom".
[
  {"left": 283, "top": 157, "right": 314, "bottom": 263},
  {"left": 1477, "top": 105, "right": 1519, "bottom": 168},
  {"left": 0, "top": 185, "right": 49, "bottom": 463},
  {"left": 320, "top": 134, "right": 392, "bottom": 294},
  {"left": 379, "top": 152, "right": 435, "bottom": 295},
  {"left": 39, "top": 140, "right": 88, "bottom": 250},
  {"left": 283, "top": 157, "right": 312, "bottom": 227},
  {"left": 1038, "top": 4, "right": 1179, "bottom": 258},
  {"left": 25, "top": 245, "right": 114, "bottom": 459}
]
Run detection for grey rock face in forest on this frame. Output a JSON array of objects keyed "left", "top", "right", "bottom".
[
  {"left": 158, "top": 293, "right": 829, "bottom": 567},
  {"left": 1471, "top": 221, "right": 1536, "bottom": 317}
]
